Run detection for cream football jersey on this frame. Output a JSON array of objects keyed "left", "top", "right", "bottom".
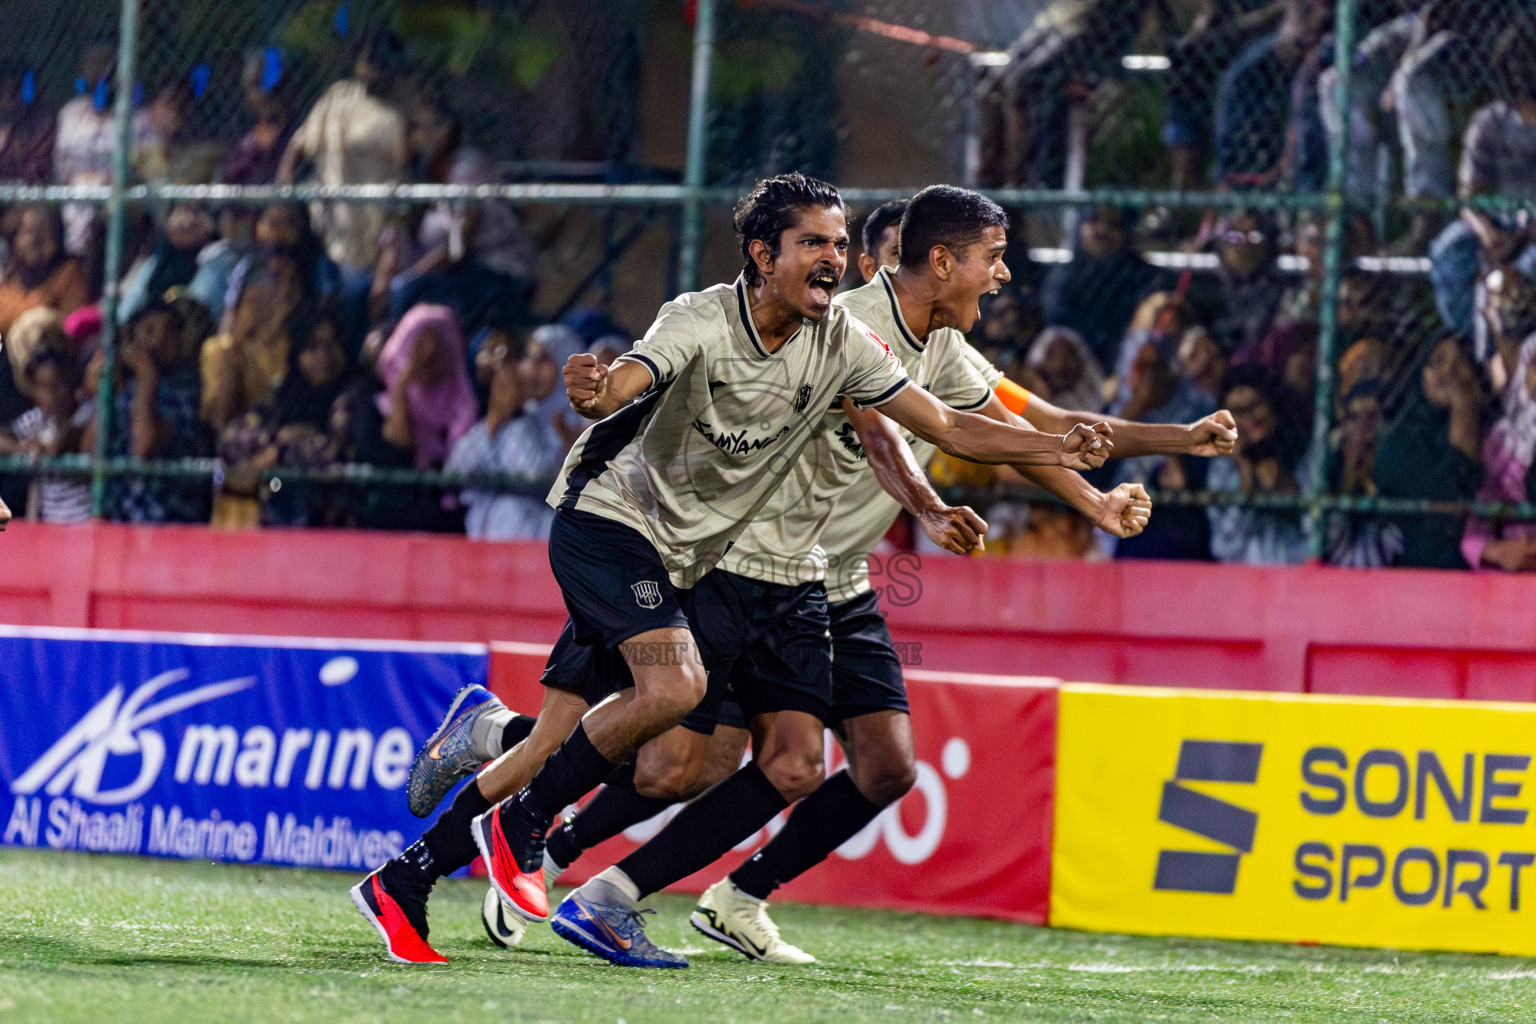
[
  {"left": 720, "top": 268, "right": 1001, "bottom": 599},
  {"left": 549, "top": 273, "right": 912, "bottom": 587}
]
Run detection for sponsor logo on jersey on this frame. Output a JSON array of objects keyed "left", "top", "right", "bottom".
[
  {"left": 690, "top": 418, "right": 792, "bottom": 456},
  {"left": 833, "top": 421, "right": 866, "bottom": 460}
]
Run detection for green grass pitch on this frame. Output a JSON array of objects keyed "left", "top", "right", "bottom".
[{"left": 3, "top": 847, "right": 1536, "bottom": 1023}]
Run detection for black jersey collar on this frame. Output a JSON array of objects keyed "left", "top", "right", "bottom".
[
  {"left": 878, "top": 268, "right": 927, "bottom": 354},
  {"left": 734, "top": 274, "right": 803, "bottom": 356}
]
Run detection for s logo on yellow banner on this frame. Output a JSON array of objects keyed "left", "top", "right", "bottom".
[
  {"left": 1051, "top": 684, "right": 1536, "bottom": 957},
  {"left": 1154, "top": 741, "right": 1261, "bottom": 894}
]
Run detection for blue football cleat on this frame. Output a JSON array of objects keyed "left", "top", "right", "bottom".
[
  {"left": 406, "top": 684, "right": 503, "bottom": 817},
  {"left": 550, "top": 891, "right": 689, "bottom": 968}
]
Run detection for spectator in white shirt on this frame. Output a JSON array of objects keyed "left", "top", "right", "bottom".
[{"left": 444, "top": 341, "right": 565, "bottom": 542}]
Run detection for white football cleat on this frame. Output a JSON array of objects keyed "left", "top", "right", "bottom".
[
  {"left": 689, "top": 879, "right": 815, "bottom": 965},
  {"left": 481, "top": 887, "right": 528, "bottom": 949}
]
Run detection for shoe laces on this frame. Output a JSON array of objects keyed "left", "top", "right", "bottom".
[
  {"left": 611, "top": 905, "right": 665, "bottom": 950},
  {"left": 744, "top": 899, "right": 783, "bottom": 943}
]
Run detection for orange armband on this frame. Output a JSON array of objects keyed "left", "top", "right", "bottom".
[{"left": 995, "top": 378, "right": 1032, "bottom": 415}]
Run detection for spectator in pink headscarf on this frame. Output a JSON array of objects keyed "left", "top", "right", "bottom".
[
  {"left": 1463, "top": 333, "right": 1536, "bottom": 571},
  {"left": 375, "top": 304, "right": 477, "bottom": 471}
]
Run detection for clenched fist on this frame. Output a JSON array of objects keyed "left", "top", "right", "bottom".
[
  {"left": 1186, "top": 410, "right": 1238, "bottom": 457},
  {"left": 1061, "top": 422, "right": 1113, "bottom": 471},
  {"left": 918, "top": 503, "right": 988, "bottom": 555},
  {"left": 564, "top": 353, "right": 610, "bottom": 417},
  {"left": 1095, "top": 482, "right": 1152, "bottom": 539}
]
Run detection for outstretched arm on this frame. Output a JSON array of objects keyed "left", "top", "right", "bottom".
[
  {"left": 1016, "top": 391, "right": 1237, "bottom": 458},
  {"left": 978, "top": 394, "right": 1151, "bottom": 538},
  {"left": 843, "top": 399, "right": 986, "bottom": 554},
  {"left": 564, "top": 353, "right": 658, "bottom": 419},
  {"left": 876, "top": 382, "right": 1112, "bottom": 471}
]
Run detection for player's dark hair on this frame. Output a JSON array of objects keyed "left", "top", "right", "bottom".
[
  {"left": 733, "top": 173, "right": 846, "bottom": 286},
  {"left": 898, "top": 185, "right": 1008, "bottom": 270},
  {"left": 861, "top": 199, "right": 908, "bottom": 259}
]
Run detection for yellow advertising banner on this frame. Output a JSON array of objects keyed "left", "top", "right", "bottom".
[{"left": 1051, "top": 683, "right": 1536, "bottom": 956}]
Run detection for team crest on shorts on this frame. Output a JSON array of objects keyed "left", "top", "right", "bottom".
[{"left": 631, "top": 580, "right": 663, "bottom": 609}]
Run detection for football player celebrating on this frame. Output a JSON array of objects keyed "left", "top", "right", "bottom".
[
  {"left": 543, "top": 186, "right": 1231, "bottom": 966},
  {"left": 351, "top": 173, "right": 1111, "bottom": 965}
]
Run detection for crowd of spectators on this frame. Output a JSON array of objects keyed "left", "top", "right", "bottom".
[
  {"left": 3, "top": 5, "right": 1536, "bottom": 573},
  {"left": 956, "top": 181, "right": 1536, "bottom": 570},
  {"left": 0, "top": 31, "right": 600, "bottom": 543},
  {"left": 951, "top": 0, "right": 1536, "bottom": 571}
]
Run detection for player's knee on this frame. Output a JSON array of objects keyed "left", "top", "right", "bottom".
[
  {"left": 633, "top": 663, "right": 706, "bottom": 725},
  {"left": 855, "top": 755, "right": 916, "bottom": 808},
  {"left": 760, "top": 750, "right": 825, "bottom": 803}
]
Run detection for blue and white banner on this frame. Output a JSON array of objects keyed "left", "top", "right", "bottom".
[{"left": 0, "top": 626, "right": 487, "bottom": 872}]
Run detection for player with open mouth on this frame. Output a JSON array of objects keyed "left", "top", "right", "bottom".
[
  {"left": 351, "top": 173, "right": 1112, "bottom": 966},
  {"left": 533, "top": 186, "right": 1234, "bottom": 965}
]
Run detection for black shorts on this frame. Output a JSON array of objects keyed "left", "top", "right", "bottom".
[
  {"left": 714, "top": 699, "right": 748, "bottom": 732},
  {"left": 676, "top": 570, "right": 832, "bottom": 733},
  {"left": 541, "top": 566, "right": 831, "bottom": 730},
  {"left": 540, "top": 618, "right": 632, "bottom": 708},
  {"left": 547, "top": 507, "right": 689, "bottom": 649},
  {"left": 827, "top": 589, "right": 908, "bottom": 724}
]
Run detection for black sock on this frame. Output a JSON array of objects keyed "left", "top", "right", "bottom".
[
  {"left": 516, "top": 722, "right": 617, "bottom": 825},
  {"left": 414, "top": 781, "right": 493, "bottom": 879},
  {"left": 616, "top": 763, "right": 788, "bottom": 899},
  {"left": 550, "top": 784, "right": 677, "bottom": 869},
  {"left": 500, "top": 714, "right": 536, "bottom": 754},
  {"left": 730, "top": 770, "right": 883, "bottom": 901}
]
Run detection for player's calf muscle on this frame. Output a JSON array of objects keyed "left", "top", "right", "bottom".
[
  {"left": 634, "top": 729, "right": 715, "bottom": 800},
  {"left": 844, "top": 711, "right": 917, "bottom": 805}
]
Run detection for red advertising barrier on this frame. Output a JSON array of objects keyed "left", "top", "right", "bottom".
[
  {"left": 6, "top": 521, "right": 1536, "bottom": 700},
  {"left": 489, "top": 643, "right": 1059, "bottom": 923}
]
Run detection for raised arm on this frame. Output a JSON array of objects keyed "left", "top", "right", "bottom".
[
  {"left": 875, "top": 382, "right": 1112, "bottom": 471},
  {"left": 1016, "top": 390, "right": 1237, "bottom": 458},
  {"left": 843, "top": 399, "right": 987, "bottom": 554},
  {"left": 977, "top": 394, "right": 1151, "bottom": 538},
  {"left": 564, "top": 353, "right": 659, "bottom": 419}
]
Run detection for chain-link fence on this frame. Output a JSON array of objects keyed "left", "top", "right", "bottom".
[{"left": 0, "top": 0, "right": 1533, "bottom": 570}]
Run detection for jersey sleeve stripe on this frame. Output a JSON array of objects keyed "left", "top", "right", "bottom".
[
  {"left": 952, "top": 391, "right": 993, "bottom": 412},
  {"left": 618, "top": 352, "right": 662, "bottom": 388},
  {"left": 557, "top": 388, "right": 665, "bottom": 507},
  {"left": 851, "top": 376, "right": 913, "bottom": 410}
]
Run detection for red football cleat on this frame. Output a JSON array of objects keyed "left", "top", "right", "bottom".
[
  {"left": 351, "top": 867, "right": 447, "bottom": 964},
  {"left": 472, "top": 803, "right": 550, "bottom": 922}
]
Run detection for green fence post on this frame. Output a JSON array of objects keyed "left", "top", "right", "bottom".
[
  {"left": 90, "top": 0, "right": 141, "bottom": 517},
  {"left": 1305, "top": 0, "right": 1360, "bottom": 559},
  {"left": 678, "top": 0, "right": 717, "bottom": 294}
]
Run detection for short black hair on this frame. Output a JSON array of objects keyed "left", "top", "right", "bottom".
[
  {"left": 898, "top": 185, "right": 1009, "bottom": 270},
  {"left": 733, "top": 173, "right": 846, "bottom": 286},
  {"left": 861, "top": 199, "right": 908, "bottom": 258}
]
